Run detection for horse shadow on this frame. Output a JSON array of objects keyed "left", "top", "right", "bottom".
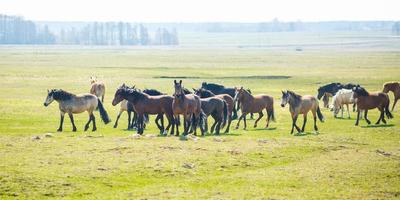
[
  {"left": 361, "top": 124, "right": 395, "bottom": 128},
  {"left": 294, "top": 131, "right": 319, "bottom": 136},
  {"left": 248, "top": 127, "right": 277, "bottom": 132}
]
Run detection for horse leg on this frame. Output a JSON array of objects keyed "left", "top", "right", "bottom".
[
  {"left": 160, "top": 114, "right": 165, "bottom": 133},
  {"left": 101, "top": 95, "right": 104, "bottom": 103},
  {"left": 243, "top": 114, "right": 247, "bottom": 130},
  {"left": 127, "top": 111, "right": 132, "bottom": 130},
  {"left": 392, "top": 97, "right": 398, "bottom": 111},
  {"left": 114, "top": 110, "right": 122, "bottom": 128},
  {"left": 290, "top": 114, "right": 299, "bottom": 134},
  {"left": 376, "top": 107, "right": 384, "bottom": 125},
  {"left": 210, "top": 114, "right": 218, "bottom": 134},
  {"left": 253, "top": 112, "right": 263, "bottom": 128},
  {"left": 174, "top": 115, "right": 180, "bottom": 136},
  {"left": 235, "top": 113, "right": 244, "bottom": 129},
  {"left": 68, "top": 112, "right": 77, "bottom": 132},
  {"left": 346, "top": 104, "right": 350, "bottom": 119},
  {"left": 183, "top": 114, "right": 191, "bottom": 136},
  {"left": 137, "top": 114, "right": 144, "bottom": 134},
  {"left": 364, "top": 110, "right": 371, "bottom": 125},
  {"left": 224, "top": 115, "right": 232, "bottom": 134},
  {"left": 312, "top": 111, "right": 318, "bottom": 132},
  {"left": 91, "top": 114, "right": 97, "bottom": 131},
  {"left": 341, "top": 105, "right": 344, "bottom": 118},
  {"left": 155, "top": 114, "right": 163, "bottom": 134},
  {"left": 215, "top": 115, "right": 221, "bottom": 135},
  {"left": 250, "top": 112, "right": 254, "bottom": 120},
  {"left": 57, "top": 112, "right": 65, "bottom": 132},
  {"left": 355, "top": 110, "right": 360, "bottom": 126},
  {"left": 301, "top": 114, "right": 307, "bottom": 133}
]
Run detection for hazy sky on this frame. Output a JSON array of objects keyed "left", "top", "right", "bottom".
[{"left": 0, "top": 0, "right": 399, "bottom": 22}]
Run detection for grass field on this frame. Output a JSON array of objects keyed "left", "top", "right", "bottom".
[{"left": 0, "top": 32, "right": 400, "bottom": 199}]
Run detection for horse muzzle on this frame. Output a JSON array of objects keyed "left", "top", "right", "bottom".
[
  {"left": 280, "top": 104, "right": 285, "bottom": 107},
  {"left": 43, "top": 103, "right": 48, "bottom": 107}
]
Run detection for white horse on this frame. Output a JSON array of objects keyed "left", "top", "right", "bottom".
[{"left": 331, "top": 89, "right": 356, "bottom": 118}]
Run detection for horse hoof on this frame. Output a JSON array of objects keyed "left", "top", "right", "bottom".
[
  {"left": 72, "top": 128, "right": 77, "bottom": 132},
  {"left": 92, "top": 128, "right": 97, "bottom": 132},
  {"left": 113, "top": 125, "right": 117, "bottom": 128},
  {"left": 57, "top": 129, "right": 62, "bottom": 132}
]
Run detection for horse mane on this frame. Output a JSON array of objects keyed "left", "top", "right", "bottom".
[
  {"left": 51, "top": 89, "right": 75, "bottom": 101},
  {"left": 182, "top": 88, "right": 192, "bottom": 94},
  {"left": 287, "top": 90, "right": 302, "bottom": 100},
  {"left": 119, "top": 87, "right": 148, "bottom": 101},
  {"left": 384, "top": 82, "right": 400, "bottom": 87},
  {"left": 319, "top": 82, "right": 341, "bottom": 91},
  {"left": 202, "top": 82, "right": 225, "bottom": 90},
  {"left": 143, "top": 88, "right": 165, "bottom": 96},
  {"left": 354, "top": 87, "right": 369, "bottom": 96},
  {"left": 200, "top": 88, "right": 215, "bottom": 96}
]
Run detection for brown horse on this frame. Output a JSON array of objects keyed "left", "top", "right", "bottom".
[
  {"left": 193, "top": 88, "right": 234, "bottom": 133},
  {"left": 235, "top": 87, "right": 275, "bottom": 130},
  {"left": 112, "top": 84, "right": 175, "bottom": 135},
  {"left": 281, "top": 90, "right": 324, "bottom": 134},
  {"left": 353, "top": 86, "right": 393, "bottom": 126},
  {"left": 383, "top": 82, "right": 400, "bottom": 111},
  {"left": 173, "top": 80, "right": 205, "bottom": 136},
  {"left": 90, "top": 76, "right": 106, "bottom": 102},
  {"left": 322, "top": 92, "right": 332, "bottom": 108},
  {"left": 44, "top": 89, "right": 110, "bottom": 132}
]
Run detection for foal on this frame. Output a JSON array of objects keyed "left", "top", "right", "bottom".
[
  {"left": 44, "top": 89, "right": 111, "bottom": 132},
  {"left": 281, "top": 90, "right": 324, "bottom": 134},
  {"left": 382, "top": 82, "right": 399, "bottom": 111},
  {"left": 353, "top": 86, "right": 393, "bottom": 126},
  {"left": 90, "top": 76, "right": 106, "bottom": 102},
  {"left": 194, "top": 88, "right": 234, "bottom": 133},
  {"left": 235, "top": 87, "right": 275, "bottom": 130},
  {"left": 173, "top": 80, "right": 205, "bottom": 136}
]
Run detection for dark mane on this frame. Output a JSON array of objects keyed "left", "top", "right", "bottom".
[
  {"left": 341, "top": 83, "right": 358, "bottom": 89},
  {"left": 183, "top": 88, "right": 192, "bottom": 94},
  {"left": 287, "top": 90, "right": 302, "bottom": 100},
  {"left": 118, "top": 87, "right": 148, "bottom": 101},
  {"left": 199, "top": 88, "right": 215, "bottom": 97},
  {"left": 143, "top": 88, "right": 165, "bottom": 96},
  {"left": 354, "top": 87, "right": 369, "bottom": 96},
  {"left": 202, "top": 82, "right": 225, "bottom": 90},
  {"left": 318, "top": 82, "right": 341, "bottom": 91},
  {"left": 51, "top": 89, "right": 75, "bottom": 101}
]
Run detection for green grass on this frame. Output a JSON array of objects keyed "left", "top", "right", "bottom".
[{"left": 0, "top": 32, "right": 400, "bottom": 199}]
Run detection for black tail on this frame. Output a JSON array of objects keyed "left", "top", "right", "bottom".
[
  {"left": 385, "top": 101, "right": 394, "bottom": 119},
  {"left": 199, "top": 111, "right": 207, "bottom": 130},
  {"left": 316, "top": 106, "right": 324, "bottom": 122},
  {"left": 222, "top": 101, "right": 228, "bottom": 127},
  {"left": 267, "top": 106, "right": 275, "bottom": 122},
  {"left": 97, "top": 99, "right": 111, "bottom": 124}
]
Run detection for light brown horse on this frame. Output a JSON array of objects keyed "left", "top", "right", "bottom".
[
  {"left": 90, "top": 76, "right": 105, "bottom": 102},
  {"left": 44, "top": 89, "right": 110, "bottom": 132},
  {"left": 353, "top": 86, "right": 393, "bottom": 126},
  {"left": 193, "top": 88, "right": 233, "bottom": 133},
  {"left": 281, "top": 90, "right": 324, "bottom": 134},
  {"left": 383, "top": 82, "right": 400, "bottom": 111},
  {"left": 235, "top": 87, "right": 275, "bottom": 130},
  {"left": 112, "top": 84, "right": 175, "bottom": 135},
  {"left": 173, "top": 80, "right": 205, "bottom": 136}
]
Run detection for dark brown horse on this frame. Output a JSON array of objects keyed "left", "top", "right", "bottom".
[
  {"left": 235, "top": 87, "right": 275, "bottom": 130},
  {"left": 281, "top": 90, "right": 324, "bottom": 134},
  {"left": 353, "top": 86, "right": 393, "bottom": 126},
  {"left": 383, "top": 82, "right": 399, "bottom": 111},
  {"left": 193, "top": 88, "right": 234, "bottom": 133},
  {"left": 192, "top": 89, "right": 228, "bottom": 135},
  {"left": 173, "top": 80, "right": 205, "bottom": 136},
  {"left": 112, "top": 84, "right": 175, "bottom": 135}
]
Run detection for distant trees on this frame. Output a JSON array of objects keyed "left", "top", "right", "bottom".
[
  {"left": 0, "top": 14, "right": 179, "bottom": 45},
  {"left": 392, "top": 22, "right": 400, "bottom": 35},
  {"left": 0, "top": 14, "right": 55, "bottom": 44}
]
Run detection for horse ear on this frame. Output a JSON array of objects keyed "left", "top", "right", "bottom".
[
  {"left": 281, "top": 90, "right": 284, "bottom": 94},
  {"left": 192, "top": 88, "right": 196, "bottom": 92},
  {"left": 179, "top": 80, "right": 182, "bottom": 84},
  {"left": 174, "top": 80, "right": 177, "bottom": 84}
]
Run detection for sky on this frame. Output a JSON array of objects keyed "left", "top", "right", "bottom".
[{"left": 0, "top": 0, "right": 399, "bottom": 22}]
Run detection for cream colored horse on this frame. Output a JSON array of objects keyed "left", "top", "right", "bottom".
[
  {"left": 44, "top": 89, "right": 110, "bottom": 132},
  {"left": 331, "top": 89, "right": 355, "bottom": 118},
  {"left": 90, "top": 76, "right": 105, "bottom": 102}
]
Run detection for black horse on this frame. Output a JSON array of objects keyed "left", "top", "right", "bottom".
[
  {"left": 317, "top": 82, "right": 358, "bottom": 111},
  {"left": 201, "top": 82, "right": 239, "bottom": 119}
]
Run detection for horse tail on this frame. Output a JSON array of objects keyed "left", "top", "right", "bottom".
[
  {"left": 316, "top": 106, "right": 325, "bottom": 122},
  {"left": 222, "top": 100, "right": 228, "bottom": 126},
  {"left": 267, "top": 105, "right": 276, "bottom": 122},
  {"left": 199, "top": 110, "right": 207, "bottom": 130},
  {"left": 97, "top": 98, "right": 111, "bottom": 124},
  {"left": 385, "top": 98, "right": 394, "bottom": 119}
]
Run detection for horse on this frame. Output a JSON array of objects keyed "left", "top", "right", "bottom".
[
  {"left": 331, "top": 89, "right": 356, "bottom": 118},
  {"left": 236, "top": 88, "right": 254, "bottom": 119},
  {"left": 90, "top": 76, "right": 106, "bottom": 102},
  {"left": 193, "top": 88, "right": 234, "bottom": 133},
  {"left": 382, "top": 82, "right": 400, "bottom": 111},
  {"left": 192, "top": 89, "right": 228, "bottom": 135},
  {"left": 201, "top": 82, "right": 239, "bottom": 119},
  {"left": 353, "top": 86, "right": 393, "bottom": 126},
  {"left": 234, "top": 87, "right": 275, "bottom": 130},
  {"left": 112, "top": 84, "right": 175, "bottom": 135},
  {"left": 173, "top": 80, "right": 205, "bottom": 136},
  {"left": 281, "top": 90, "right": 324, "bottom": 134},
  {"left": 317, "top": 82, "right": 358, "bottom": 110},
  {"left": 44, "top": 89, "right": 111, "bottom": 132}
]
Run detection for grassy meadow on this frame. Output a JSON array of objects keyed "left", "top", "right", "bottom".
[{"left": 0, "top": 32, "right": 400, "bottom": 199}]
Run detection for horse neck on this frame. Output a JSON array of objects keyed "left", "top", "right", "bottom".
[
  {"left": 240, "top": 92, "right": 254, "bottom": 103},
  {"left": 125, "top": 92, "right": 146, "bottom": 104},
  {"left": 288, "top": 95, "right": 300, "bottom": 109}
]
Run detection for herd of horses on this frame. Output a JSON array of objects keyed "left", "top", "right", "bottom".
[{"left": 43, "top": 78, "right": 399, "bottom": 136}]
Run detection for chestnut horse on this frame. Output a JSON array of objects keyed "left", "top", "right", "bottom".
[
  {"left": 353, "top": 86, "right": 393, "bottom": 126},
  {"left": 193, "top": 88, "right": 234, "bottom": 133},
  {"left": 281, "top": 90, "right": 324, "bottom": 134},
  {"left": 173, "top": 80, "right": 205, "bottom": 136},
  {"left": 90, "top": 76, "right": 106, "bottom": 102},
  {"left": 235, "top": 87, "right": 275, "bottom": 130},
  {"left": 382, "top": 82, "right": 399, "bottom": 111},
  {"left": 112, "top": 84, "right": 175, "bottom": 135}
]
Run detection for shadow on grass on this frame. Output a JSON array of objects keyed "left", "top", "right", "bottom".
[
  {"left": 294, "top": 131, "right": 319, "bottom": 136},
  {"left": 361, "top": 124, "right": 395, "bottom": 128},
  {"left": 248, "top": 127, "right": 277, "bottom": 131}
]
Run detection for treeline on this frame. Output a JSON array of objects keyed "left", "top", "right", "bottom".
[
  {"left": 0, "top": 14, "right": 179, "bottom": 45},
  {"left": 0, "top": 14, "right": 55, "bottom": 44}
]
